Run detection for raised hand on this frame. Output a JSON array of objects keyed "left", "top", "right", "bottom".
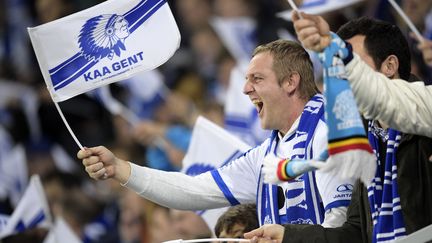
[
  {"left": 411, "top": 33, "right": 432, "bottom": 67},
  {"left": 292, "top": 11, "right": 331, "bottom": 52},
  {"left": 77, "top": 146, "right": 130, "bottom": 183}
]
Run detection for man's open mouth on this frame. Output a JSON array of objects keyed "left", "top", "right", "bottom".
[{"left": 252, "top": 100, "right": 264, "bottom": 115}]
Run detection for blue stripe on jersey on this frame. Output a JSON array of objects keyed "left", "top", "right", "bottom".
[{"left": 211, "top": 170, "right": 240, "bottom": 206}]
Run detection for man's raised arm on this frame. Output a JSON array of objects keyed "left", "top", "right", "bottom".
[{"left": 292, "top": 11, "right": 432, "bottom": 137}]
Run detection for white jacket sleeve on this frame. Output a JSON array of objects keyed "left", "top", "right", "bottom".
[
  {"left": 346, "top": 54, "right": 432, "bottom": 138},
  {"left": 122, "top": 163, "right": 230, "bottom": 210}
]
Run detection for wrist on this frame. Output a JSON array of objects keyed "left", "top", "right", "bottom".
[{"left": 114, "top": 158, "right": 131, "bottom": 184}]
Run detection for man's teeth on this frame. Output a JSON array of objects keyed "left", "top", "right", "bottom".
[{"left": 252, "top": 100, "right": 263, "bottom": 113}]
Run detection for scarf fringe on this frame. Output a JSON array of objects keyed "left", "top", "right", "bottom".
[{"left": 325, "top": 149, "right": 376, "bottom": 187}]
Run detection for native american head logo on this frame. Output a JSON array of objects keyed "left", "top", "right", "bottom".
[{"left": 78, "top": 14, "right": 130, "bottom": 61}]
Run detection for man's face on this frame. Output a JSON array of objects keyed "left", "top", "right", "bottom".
[
  {"left": 244, "top": 52, "right": 290, "bottom": 131},
  {"left": 347, "top": 35, "right": 377, "bottom": 70},
  {"left": 114, "top": 16, "right": 129, "bottom": 39}
]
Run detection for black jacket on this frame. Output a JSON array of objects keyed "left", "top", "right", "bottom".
[{"left": 282, "top": 134, "right": 432, "bottom": 243}]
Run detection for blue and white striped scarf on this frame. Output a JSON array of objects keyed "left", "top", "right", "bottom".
[
  {"left": 257, "top": 94, "right": 325, "bottom": 225},
  {"left": 368, "top": 121, "right": 406, "bottom": 242}
]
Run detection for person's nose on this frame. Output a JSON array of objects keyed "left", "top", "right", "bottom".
[{"left": 243, "top": 80, "right": 254, "bottom": 95}]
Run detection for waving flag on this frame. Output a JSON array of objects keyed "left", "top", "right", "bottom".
[
  {"left": 277, "top": 0, "right": 363, "bottom": 21},
  {"left": 44, "top": 217, "right": 82, "bottom": 243},
  {"left": 121, "top": 69, "right": 168, "bottom": 120},
  {"left": 28, "top": 0, "right": 180, "bottom": 102},
  {"left": 0, "top": 175, "right": 52, "bottom": 239},
  {"left": 1, "top": 145, "right": 28, "bottom": 208},
  {"left": 181, "top": 116, "right": 250, "bottom": 234},
  {"left": 0, "top": 215, "right": 8, "bottom": 232},
  {"left": 0, "top": 126, "right": 14, "bottom": 204},
  {"left": 210, "top": 16, "right": 257, "bottom": 64}
]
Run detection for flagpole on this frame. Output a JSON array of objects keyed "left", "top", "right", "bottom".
[
  {"left": 53, "top": 101, "right": 84, "bottom": 150},
  {"left": 164, "top": 238, "right": 250, "bottom": 243},
  {"left": 287, "top": 0, "right": 303, "bottom": 19},
  {"left": 183, "top": 239, "right": 250, "bottom": 243},
  {"left": 388, "top": 0, "right": 424, "bottom": 42}
]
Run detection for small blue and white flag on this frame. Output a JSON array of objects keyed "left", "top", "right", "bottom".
[
  {"left": 44, "top": 217, "right": 82, "bottom": 243},
  {"left": 28, "top": 0, "right": 180, "bottom": 102},
  {"left": 210, "top": 16, "right": 257, "bottom": 64},
  {"left": 0, "top": 145, "right": 28, "bottom": 208},
  {"left": 0, "top": 126, "right": 28, "bottom": 209},
  {"left": 121, "top": 69, "right": 168, "bottom": 120},
  {"left": 0, "top": 215, "right": 9, "bottom": 232},
  {"left": 0, "top": 125, "right": 14, "bottom": 203},
  {"left": 224, "top": 65, "right": 270, "bottom": 146},
  {"left": 181, "top": 116, "right": 251, "bottom": 234},
  {"left": 277, "top": 0, "right": 364, "bottom": 21},
  {"left": 0, "top": 175, "right": 52, "bottom": 239}
]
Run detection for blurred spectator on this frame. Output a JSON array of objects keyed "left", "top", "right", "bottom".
[
  {"left": 1, "top": 228, "right": 48, "bottom": 243},
  {"left": 133, "top": 119, "right": 191, "bottom": 171},
  {"left": 147, "top": 202, "right": 179, "bottom": 243},
  {"left": 214, "top": 204, "right": 258, "bottom": 240},
  {"left": 34, "top": 0, "right": 75, "bottom": 24},
  {"left": 170, "top": 209, "right": 213, "bottom": 240},
  {"left": 370, "top": 0, "right": 432, "bottom": 83},
  {"left": 97, "top": 190, "right": 147, "bottom": 243}
]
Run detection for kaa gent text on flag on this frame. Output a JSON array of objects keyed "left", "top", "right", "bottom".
[{"left": 28, "top": 0, "right": 180, "bottom": 102}]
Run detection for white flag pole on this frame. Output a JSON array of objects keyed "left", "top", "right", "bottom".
[
  {"left": 53, "top": 101, "right": 83, "bottom": 150},
  {"left": 287, "top": 0, "right": 303, "bottom": 19},
  {"left": 164, "top": 238, "right": 250, "bottom": 243},
  {"left": 388, "top": 0, "right": 424, "bottom": 43}
]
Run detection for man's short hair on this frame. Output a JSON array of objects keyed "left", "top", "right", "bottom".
[
  {"left": 337, "top": 17, "right": 411, "bottom": 80},
  {"left": 252, "top": 40, "right": 319, "bottom": 100},
  {"left": 214, "top": 204, "right": 259, "bottom": 237}
]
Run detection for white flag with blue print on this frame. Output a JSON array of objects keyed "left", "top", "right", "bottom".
[
  {"left": 28, "top": 0, "right": 180, "bottom": 102},
  {"left": 44, "top": 217, "right": 82, "bottom": 243},
  {"left": 277, "top": 0, "right": 364, "bottom": 21},
  {"left": 0, "top": 215, "right": 9, "bottom": 232},
  {"left": 0, "top": 175, "right": 52, "bottom": 239},
  {"left": 181, "top": 116, "right": 251, "bottom": 233},
  {"left": 1, "top": 145, "right": 28, "bottom": 208},
  {"left": 210, "top": 16, "right": 257, "bottom": 64},
  {"left": 0, "top": 125, "right": 14, "bottom": 201}
]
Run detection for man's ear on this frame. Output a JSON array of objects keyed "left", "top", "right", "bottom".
[
  {"left": 282, "top": 71, "right": 300, "bottom": 94},
  {"left": 380, "top": 55, "right": 399, "bottom": 78}
]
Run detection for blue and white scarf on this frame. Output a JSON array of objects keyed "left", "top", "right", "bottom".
[
  {"left": 368, "top": 121, "right": 406, "bottom": 242},
  {"left": 257, "top": 94, "right": 325, "bottom": 225}
]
